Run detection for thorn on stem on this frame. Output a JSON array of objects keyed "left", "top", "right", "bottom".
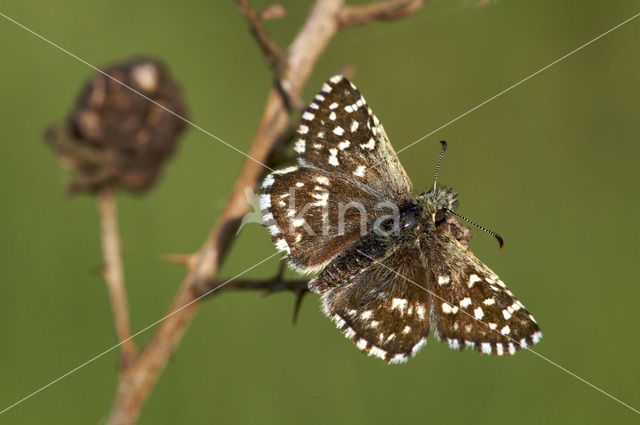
[{"left": 161, "top": 253, "right": 198, "bottom": 270}]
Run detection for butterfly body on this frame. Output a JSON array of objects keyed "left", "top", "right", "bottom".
[{"left": 260, "top": 75, "right": 541, "bottom": 363}]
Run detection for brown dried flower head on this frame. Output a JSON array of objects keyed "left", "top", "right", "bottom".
[{"left": 47, "top": 57, "right": 187, "bottom": 193}]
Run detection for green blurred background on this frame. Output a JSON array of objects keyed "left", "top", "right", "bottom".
[{"left": 1, "top": 0, "right": 639, "bottom": 423}]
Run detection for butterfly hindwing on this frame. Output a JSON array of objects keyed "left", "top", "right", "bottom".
[
  {"left": 321, "top": 244, "right": 430, "bottom": 364},
  {"left": 427, "top": 235, "right": 542, "bottom": 355}
]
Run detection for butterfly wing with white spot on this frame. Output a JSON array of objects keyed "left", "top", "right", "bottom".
[
  {"left": 427, "top": 235, "right": 542, "bottom": 355},
  {"left": 295, "top": 75, "right": 412, "bottom": 199},
  {"left": 320, "top": 244, "right": 431, "bottom": 364},
  {"left": 260, "top": 166, "right": 390, "bottom": 273}
]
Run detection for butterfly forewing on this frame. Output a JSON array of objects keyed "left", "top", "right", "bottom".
[
  {"left": 261, "top": 76, "right": 412, "bottom": 273},
  {"left": 295, "top": 75, "right": 412, "bottom": 199},
  {"left": 261, "top": 166, "right": 383, "bottom": 273}
]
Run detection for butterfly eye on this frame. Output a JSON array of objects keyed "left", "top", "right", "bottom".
[
  {"left": 434, "top": 209, "right": 447, "bottom": 224},
  {"left": 399, "top": 204, "right": 421, "bottom": 230}
]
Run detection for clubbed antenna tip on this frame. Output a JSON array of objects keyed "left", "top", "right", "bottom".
[{"left": 432, "top": 140, "right": 448, "bottom": 190}]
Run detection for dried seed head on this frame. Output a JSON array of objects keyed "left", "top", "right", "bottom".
[{"left": 47, "top": 57, "right": 187, "bottom": 194}]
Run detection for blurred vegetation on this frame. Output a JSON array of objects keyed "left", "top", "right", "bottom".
[{"left": 0, "top": 0, "right": 639, "bottom": 424}]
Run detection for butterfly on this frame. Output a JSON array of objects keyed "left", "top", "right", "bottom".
[{"left": 260, "top": 75, "right": 541, "bottom": 363}]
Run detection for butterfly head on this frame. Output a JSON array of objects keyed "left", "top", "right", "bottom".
[{"left": 415, "top": 186, "right": 458, "bottom": 229}]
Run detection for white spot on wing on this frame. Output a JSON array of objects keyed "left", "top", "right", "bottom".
[
  {"left": 275, "top": 238, "right": 290, "bottom": 254},
  {"left": 459, "top": 297, "right": 472, "bottom": 308},
  {"left": 328, "top": 148, "right": 339, "bottom": 166},
  {"left": 389, "top": 354, "right": 408, "bottom": 364},
  {"left": 261, "top": 174, "right": 274, "bottom": 188},
  {"left": 360, "top": 138, "right": 375, "bottom": 150},
  {"left": 268, "top": 225, "right": 279, "bottom": 236},
  {"left": 353, "top": 165, "right": 366, "bottom": 177},
  {"left": 474, "top": 307, "right": 484, "bottom": 320},
  {"left": 442, "top": 302, "right": 458, "bottom": 314},
  {"left": 275, "top": 166, "right": 298, "bottom": 175},
  {"left": 411, "top": 338, "right": 427, "bottom": 356},
  {"left": 344, "top": 327, "right": 356, "bottom": 339},
  {"left": 468, "top": 274, "right": 481, "bottom": 288},
  {"left": 259, "top": 194, "right": 271, "bottom": 209},
  {"left": 333, "top": 126, "right": 345, "bottom": 136},
  {"left": 338, "top": 140, "right": 350, "bottom": 150},
  {"left": 369, "top": 346, "right": 387, "bottom": 360},
  {"left": 391, "top": 298, "right": 408, "bottom": 312},
  {"left": 531, "top": 331, "right": 542, "bottom": 343},
  {"left": 483, "top": 297, "right": 496, "bottom": 306},
  {"left": 332, "top": 314, "right": 345, "bottom": 328},
  {"left": 294, "top": 139, "right": 305, "bottom": 153},
  {"left": 302, "top": 111, "right": 314, "bottom": 121},
  {"left": 438, "top": 276, "right": 450, "bottom": 286}
]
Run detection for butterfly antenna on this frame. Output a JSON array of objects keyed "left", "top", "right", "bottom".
[
  {"left": 445, "top": 208, "right": 504, "bottom": 250},
  {"left": 433, "top": 141, "right": 448, "bottom": 190}
]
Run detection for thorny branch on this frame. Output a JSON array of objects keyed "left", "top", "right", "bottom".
[
  {"left": 236, "top": 0, "right": 284, "bottom": 72},
  {"left": 198, "top": 261, "right": 309, "bottom": 324},
  {"left": 105, "top": 1, "right": 425, "bottom": 424},
  {"left": 338, "top": 0, "right": 423, "bottom": 29}
]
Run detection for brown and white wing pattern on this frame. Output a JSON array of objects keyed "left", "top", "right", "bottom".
[
  {"left": 260, "top": 75, "right": 412, "bottom": 273},
  {"left": 426, "top": 236, "right": 542, "bottom": 355},
  {"left": 294, "top": 75, "right": 412, "bottom": 199},
  {"left": 260, "top": 166, "right": 382, "bottom": 273},
  {"left": 319, "top": 240, "right": 431, "bottom": 364}
]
